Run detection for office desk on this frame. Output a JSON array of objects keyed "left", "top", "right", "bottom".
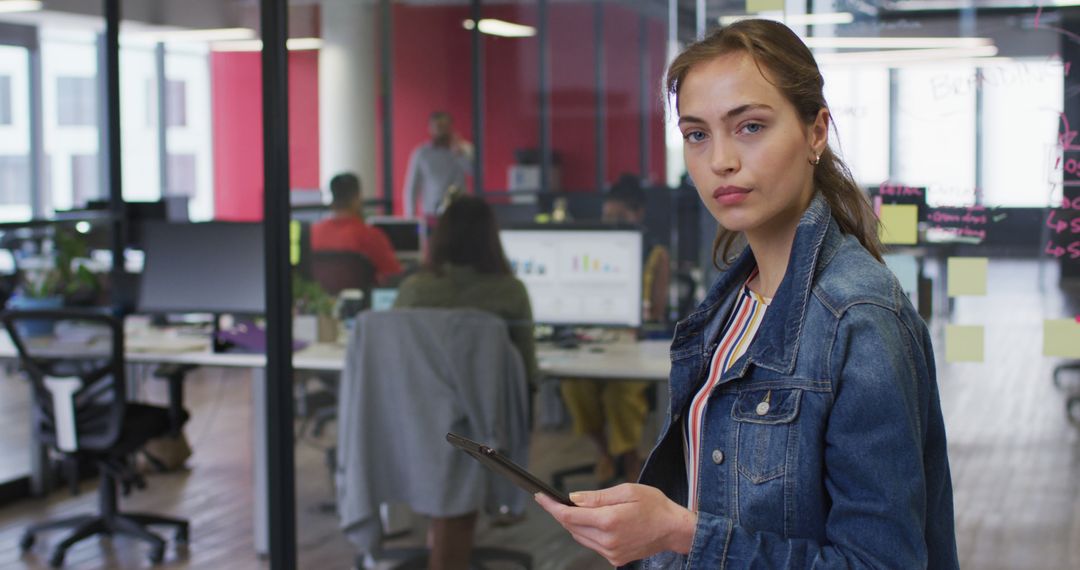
[
  {"left": 0, "top": 331, "right": 344, "bottom": 556},
  {"left": 537, "top": 339, "right": 670, "bottom": 381},
  {"left": 1, "top": 333, "right": 672, "bottom": 557}
]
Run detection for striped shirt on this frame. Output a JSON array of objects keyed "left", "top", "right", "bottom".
[{"left": 685, "top": 271, "right": 769, "bottom": 511}]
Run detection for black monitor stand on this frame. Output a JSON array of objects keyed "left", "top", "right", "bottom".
[{"left": 210, "top": 313, "right": 231, "bottom": 353}]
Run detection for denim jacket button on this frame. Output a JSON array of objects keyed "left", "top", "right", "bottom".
[
  {"left": 756, "top": 401, "right": 770, "bottom": 415},
  {"left": 711, "top": 449, "right": 724, "bottom": 464}
]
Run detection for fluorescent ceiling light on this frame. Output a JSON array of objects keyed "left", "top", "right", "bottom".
[
  {"left": 720, "top": 12, "right": 855, "bottom": 27},
  {"left": 131, "top": 27, "right": 256, "bottom": 43},
  {"left": 284, "top": 38, "right": 322, "bottom": 51},
  {"left": 462, "top": 18, "right": 536, "bottom": 38},
  {"left": 0, "top": 1, "right": 42, "bottom": 13},
  {"left": 814, "top": 45, "right": 999, "bottom": 65},
  {"left": 803, "top": 36, "right": 993, "bottom": 49},
  {"left": 210, "top": 38, "right": 324, "bottom": 52}
]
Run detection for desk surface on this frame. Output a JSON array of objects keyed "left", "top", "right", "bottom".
[
  {"left": 537, "top": 339, "right": 669, "bottom": 381},
  {"left": 0, "top": 328, "right": 672, "bottom": 380}
]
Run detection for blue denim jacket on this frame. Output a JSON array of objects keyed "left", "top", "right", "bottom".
[{"left": 635, "top": 195, "right": 958, "bottom": 569}]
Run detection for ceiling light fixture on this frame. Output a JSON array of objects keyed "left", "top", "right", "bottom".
[
  {"left": 720, "top": 12, "right": 855, "bottom": 27},
  {"left": 814, "top": 45, "right": 1000, "bottom": 65},
  {"left": 803, "top": 36, "right": 993, "bottom": 49},
  {"left": 0, "top": 1, "right": 42, "bottom": 14},
  {"left": 462, "top": 18, "right": 536, "bottom": 38},
  {"left": 136, "top": 27, "right": 257, "bottom": 43},
  {"left": 210, "top": 38, "right": 324, "bottom": 52}
]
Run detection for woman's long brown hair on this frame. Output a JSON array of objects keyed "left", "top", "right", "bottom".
[
  {"left": 426, "top": 195, "right": 512, "bottom": 275},
  {"left": 666, "top": 19, "right": 884, "bottom": 266}
]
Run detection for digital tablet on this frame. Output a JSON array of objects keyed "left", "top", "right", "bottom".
[{"left": 445, "top": 432, "right": 575, "bottom": 506}]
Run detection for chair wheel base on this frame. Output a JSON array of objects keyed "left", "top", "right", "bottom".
[
  {"left": 148, "top": 544, "right": 165, "bottom": 564},
  {"left": 175, "top": 524, "right": 189, "bottom": 544}
]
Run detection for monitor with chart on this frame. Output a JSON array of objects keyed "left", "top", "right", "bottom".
[
  {"left": 499, "top": 227, "right": 643, "bottom": 327},
  {"left": 368, "top": 217, "right": 424, "bottom": 261},
  {"left": 137, "top": 222, "right": 265, "bottom": 315}
]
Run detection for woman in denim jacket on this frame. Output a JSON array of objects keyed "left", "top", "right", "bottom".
[{"left": 537, "top": 19, "right": 959, "bottom": 569}]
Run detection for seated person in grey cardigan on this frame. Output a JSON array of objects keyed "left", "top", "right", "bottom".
[{"left": 393, "top": 195, "right": 537, "bottom": 387}]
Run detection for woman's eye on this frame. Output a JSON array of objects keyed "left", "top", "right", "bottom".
[
  {"left": 740, "top": 123, "right": 764, "bottom": 135},
  {"left": 683, "top": 131, "right": 706, "bottom": 143}
]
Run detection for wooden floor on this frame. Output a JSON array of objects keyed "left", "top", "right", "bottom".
[{"left": 0, "top": 258, "right": 1078, "bottom": 569}]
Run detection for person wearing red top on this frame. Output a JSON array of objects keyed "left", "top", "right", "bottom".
[{"left": 310, "top": 173, "right": 403, "bottom": 282}]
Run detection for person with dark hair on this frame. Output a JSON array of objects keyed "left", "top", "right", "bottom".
[
  {"left": 310, "top": 172, "right": 402, "bottom": 282},
  {"left": 602, "top": 174, "right": 670, "bottom": 323},
  {"left": 390, "top": 196, "right": 537, "bottom": 567},
  {"left": 558, "top": 173, "right": 672, "bottom": 485},
  {"left": 537, "top": 19, "right": 957, "bottom": 568},
  {"left": 403, "top": 111, "right": 474, "bottom": 219},
  {"left": 393, "top": 195, "right": 536, "bottom": 386}
]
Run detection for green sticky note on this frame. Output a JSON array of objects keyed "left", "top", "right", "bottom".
[
  {"left": 1043, "top": 319, "right": 1080, "bottom": 358},
  {"left": 946, "top": 325, "right": 984, "bottom": 363},
  {"left": 947, "top": 257, "right": 988, "bottom": 297},
  {"left": 747, "top": 0, "right": 785, "bottom": 11},
  {"left": 878, "top": 204, "right": 918, "bottom": 245}
]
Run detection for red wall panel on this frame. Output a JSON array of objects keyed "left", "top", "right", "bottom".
[
  {"left": 604, "top": 3, "right": 643, "bottom": 184},
  {"left": 550, "top": 3, "right": 598, "bottom": 192},
  {"left": 390, "top": 5, "right": 474, "bottom": 215},
  {"left": 210, "top": 51, "right": 321, "bottom": 221},
  {"left": 211, "top": 7, "right": 667, "bottom": 219}
]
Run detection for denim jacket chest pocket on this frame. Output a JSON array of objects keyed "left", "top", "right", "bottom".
[{"left": 730, "top": 388, "right": 802, "bottom": 484}]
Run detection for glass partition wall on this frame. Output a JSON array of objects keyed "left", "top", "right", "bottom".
[{"left": 0, "top": 1, "right": 1078, "bottom": 569}]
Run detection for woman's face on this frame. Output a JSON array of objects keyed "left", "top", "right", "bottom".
[{"left": 677, "top": 52, "right": 828, "bottom": 242}]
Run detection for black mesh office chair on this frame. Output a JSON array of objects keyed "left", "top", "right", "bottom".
[{"left": 1, "top": 309, "right": 189, "bottom": 567}]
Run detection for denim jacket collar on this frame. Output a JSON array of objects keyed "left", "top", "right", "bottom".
[{"left": 675, "top": 193, "right": 840, "bottom": 376}]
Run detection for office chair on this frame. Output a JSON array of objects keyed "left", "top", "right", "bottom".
[
  {"left": 304, "top": 250, "right": 378, "bottom": 454},
  {"left": 310, "top": 250, "right": 377, "bottom": 301},
  {"left": 1, "top": 309, "right": 189, "bottom": 567},
  {"left": 337, "top": 308, "right": 532, "bottom": 570}
]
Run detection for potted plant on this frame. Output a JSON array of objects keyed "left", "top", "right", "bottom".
[
  {"left": 8, "top": 229, "right": 100, "bottom": 316},
  {"left": 292, "top": 274, "right": 337, "bottom": 343}
]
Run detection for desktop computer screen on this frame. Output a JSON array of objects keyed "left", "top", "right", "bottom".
[
  {"left": 137, "top": 222, "right": 265, "bottom": 315},
  {"left": 499, "top": 228, "right": 643, "bottom": 327},
  {"left": 368, "top": 217, "right": 424, "bottom": 260}
]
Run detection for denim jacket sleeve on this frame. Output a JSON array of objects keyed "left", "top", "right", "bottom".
[{"left": 681, "top": 302, "right": 937, "bottom": 569}]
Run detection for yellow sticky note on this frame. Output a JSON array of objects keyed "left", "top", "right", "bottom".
[
  {"left": 878, "top": 204, "right": 918, "bottom": 245},
  {"left": 290, "top": 220, "right": 301, "bottom": 266},
  {"left": 1043, "top": 319, "right": 1080, "bottom": 358},
  {"left": 947, "top": 257, "right": 988, "bottom": 297},
  {"left": 945, "top": 325, "right": 984, "bottom": 363},
  {"left": 747, "top": 0, "right": 785, "bottom": 11}
]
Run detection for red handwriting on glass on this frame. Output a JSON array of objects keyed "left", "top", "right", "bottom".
[
  {"left": 927, "top": 206, "right": 990, "bottom": 240},
  {"left": 1044, "top": 240, "right": 1080, "bottom": 259},
  {"left": 878, "top": 183, "right": 923, "bottom": 197},
  {"left": 1060, "top": 113, "right": 1080, "bottom": 150},
  {"left": 1045, "top": 210, "right": 1080, "bottom": 234}
]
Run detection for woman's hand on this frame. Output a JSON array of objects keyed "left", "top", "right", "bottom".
[{"left": 535, "top": 483, "right": 697, "bottom": 566}]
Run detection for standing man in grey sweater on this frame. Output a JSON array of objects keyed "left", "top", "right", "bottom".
[{"left": 403, "top": 111, "right": 474, "bottom": 218}]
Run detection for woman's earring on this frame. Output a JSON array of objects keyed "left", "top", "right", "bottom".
[{"left": 810, "top": 154, "right": 821, "bottom": 166}]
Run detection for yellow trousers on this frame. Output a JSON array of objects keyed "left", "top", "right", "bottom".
[{"left": 559, "top": 379, "right": 648, "bottom": 456}]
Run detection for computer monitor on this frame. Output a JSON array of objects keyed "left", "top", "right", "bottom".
[
  {"left": 499, "top": 227, "right": 643, "bottom": 327},
  {"left": 368, "top": 216, "right": 425, "bottom": 261},
  {"left": 137, "top": 222, "right": 265, "bottom": 315}
]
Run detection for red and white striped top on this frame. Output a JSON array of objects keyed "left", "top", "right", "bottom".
[{"left": 685, "top": 271, "right": 769, "bottom": 511}]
